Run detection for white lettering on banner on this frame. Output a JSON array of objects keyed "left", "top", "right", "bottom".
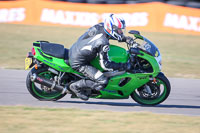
[
  {"left": 117, "top": 12, "right": 148, "bottom": 26},
  {"left": 101, "top": 12, "right": 149, "bottom": 27},
  {"left": 40, "top": 8, "right": 99, "bottom": 26},
  {"left": 164, "top": 13, "right": 200, "bottom": 32},
  {"left": 40, "top": 8, "right": 149, "bottom": 27},
  {"left": 0, "top": 8, "right": 25, "bottom": 22}
]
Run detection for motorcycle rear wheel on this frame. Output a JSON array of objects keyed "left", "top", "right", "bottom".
[
  {"left": 26, "top": 67, "right": 66, "bottom": 101},
  {"left": 131, "top": 73, "right": 171, "bottom": 105}
]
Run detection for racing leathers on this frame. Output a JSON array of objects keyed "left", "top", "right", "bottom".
[{"left": 68, "top": 23, "right": 132, "bottom": 100}]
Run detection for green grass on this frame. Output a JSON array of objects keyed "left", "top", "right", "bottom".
[
  {"left": 0, "top": 106, "right": 199, "bottom": 133},
  {"left": 0, "top": 23, "right": 199, "bottom": 78}
]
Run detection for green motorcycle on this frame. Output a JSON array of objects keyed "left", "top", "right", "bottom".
[{"left": 25, "top": 30, "right": 170, "bottom": 105}]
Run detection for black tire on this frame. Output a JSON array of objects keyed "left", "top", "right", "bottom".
[
  {"left": 131, "top": 72, "right": 171, "bottom": 105},
  {"left": 26, "top": 67, "right": 66, "bottom": 101}
]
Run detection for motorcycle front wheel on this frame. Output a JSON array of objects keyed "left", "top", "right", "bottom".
[{"left": 131, "top": 73, "right": 171, "bottom": 106}]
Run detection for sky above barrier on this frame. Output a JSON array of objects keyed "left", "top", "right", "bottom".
[{"left": 0, "top": 0, "right": 200, "bottom": 35}]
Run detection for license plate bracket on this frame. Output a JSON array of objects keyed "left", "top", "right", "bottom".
[{"left": 25, "top": 57, "right": 32, "bottom": 70}]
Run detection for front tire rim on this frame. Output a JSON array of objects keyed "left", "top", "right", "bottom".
[{"left": 133, "top": 79, "right": 167, "bottom": 105}]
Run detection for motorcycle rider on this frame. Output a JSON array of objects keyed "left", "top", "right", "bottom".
[{"left": 68, "top": 14, "right": 134, "bottom": 100}]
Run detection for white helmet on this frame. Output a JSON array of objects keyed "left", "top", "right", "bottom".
[{"left": 104, "top": 14, "right": 126, "bottom": 41}]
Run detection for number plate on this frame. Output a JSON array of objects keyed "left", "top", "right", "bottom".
[{"left": 25, "top": 57, "right": 32, "bottom": 70}]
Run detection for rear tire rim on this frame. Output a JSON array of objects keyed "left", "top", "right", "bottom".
[{"left": 31, "top": 71, "right": 63, "bottom": 99}]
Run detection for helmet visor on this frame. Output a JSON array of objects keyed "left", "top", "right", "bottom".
[
  {"left": 113, "top": 25, "right": 126, "bottom": 35},
  {"left": 118, "top": 28, "right": 126, "bottom": 35}
]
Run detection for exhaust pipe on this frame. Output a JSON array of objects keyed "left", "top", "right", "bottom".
[{"left": 31, "top": 73, "right": 66, "bottom": 94}]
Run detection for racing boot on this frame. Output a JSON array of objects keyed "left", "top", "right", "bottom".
[{"left": 69, "top": 80, "right": 89, "bottom": 101}]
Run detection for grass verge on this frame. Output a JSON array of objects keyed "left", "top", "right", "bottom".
[
  {"left": 0, "top": 23, "right": 199, "bottom": 78},
  {"left": 0, "top": 106, "right": 200, "bottom": 133}
]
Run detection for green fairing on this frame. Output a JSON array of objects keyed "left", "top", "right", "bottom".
[
  {"left": 33, "top": 42, "right": 160, "bottom": 99},
  {"left": 98, "top": 52, "right": 160, "bottom": 99},
  {"left": 91, "top": 45, "right": 160, "bottom": 99}
]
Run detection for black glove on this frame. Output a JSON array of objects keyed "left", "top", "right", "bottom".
[{"left": 126, "top": 36, "right": 134, "bottom": 45}]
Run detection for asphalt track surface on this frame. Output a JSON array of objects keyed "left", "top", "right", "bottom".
[{"left": 0, "top": 69, "right": 199, "bottom": 116}]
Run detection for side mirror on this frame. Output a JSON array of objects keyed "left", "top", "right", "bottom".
[
  {"left": 128, "top": 30, "right": 140, "bottom": 35},
  {"left": 128, "top": 30, "right": 143, "bottom": 40}
]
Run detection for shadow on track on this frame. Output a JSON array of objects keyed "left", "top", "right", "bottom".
[{"left": 56, "top": 100, "right": 200, "bottom": 109}]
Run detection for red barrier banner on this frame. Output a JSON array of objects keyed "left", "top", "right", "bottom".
[{"left": 0, "top": 0, "right": 200, "bottom": 35}]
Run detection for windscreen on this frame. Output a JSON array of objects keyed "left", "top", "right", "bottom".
[{"left": 138, "top": 37, "right": 160, "bottom": 57}]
